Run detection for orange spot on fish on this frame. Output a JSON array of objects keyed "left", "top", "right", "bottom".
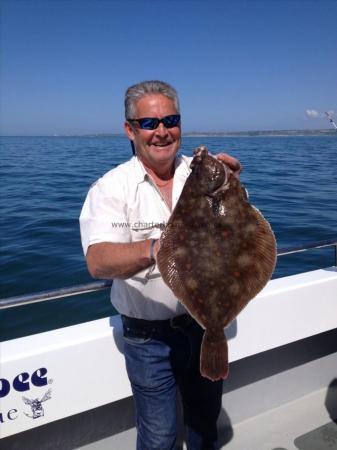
[{"left": 233, "top": 271, "right": 241, "bottom": 278}]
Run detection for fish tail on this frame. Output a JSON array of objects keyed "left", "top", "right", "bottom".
[{"left": 200, "top": 328, "right": 229, "bottom": 381}]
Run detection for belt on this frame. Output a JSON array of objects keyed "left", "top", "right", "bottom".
[{"left": 121, "top": 313, "right": 194, "bottom": 335}]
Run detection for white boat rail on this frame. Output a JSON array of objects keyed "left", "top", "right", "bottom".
[{"left": 0, "top": 238, "right": 336, "bottom": 310}]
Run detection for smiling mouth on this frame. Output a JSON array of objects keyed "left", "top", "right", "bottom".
[{"left": 152, "top": 143, "right": 172, "bottom": 148}]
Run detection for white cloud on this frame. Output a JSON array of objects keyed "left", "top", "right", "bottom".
[{"left": 305, "top": 109, "right": 319, "bottom": 118}]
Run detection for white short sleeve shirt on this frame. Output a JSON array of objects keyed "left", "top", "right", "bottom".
[{"left": 79, "top": 155, "right": 192, "bottom": 320}]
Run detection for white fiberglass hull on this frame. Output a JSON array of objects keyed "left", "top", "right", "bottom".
[{"left": 1, "top": 267, "right": 337, "bottom": 448}]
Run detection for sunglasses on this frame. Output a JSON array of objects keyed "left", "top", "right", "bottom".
[{"left": 128, "top": 114, "right": 181, "bottom": 130}]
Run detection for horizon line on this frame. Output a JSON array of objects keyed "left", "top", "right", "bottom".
[{"left": 1, "top": 128, "right": 337, "bottom": 138}]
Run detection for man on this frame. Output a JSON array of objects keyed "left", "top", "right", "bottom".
[{"left": 80, "top": 80, "right": 241, "bottom": 450}]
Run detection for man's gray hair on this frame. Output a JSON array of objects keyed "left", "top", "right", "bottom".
[{"left": 125, "top": 80, "right": 180, "bottom": 119}]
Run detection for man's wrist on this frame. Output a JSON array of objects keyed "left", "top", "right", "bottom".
[{"left": 149, "top": 239, "right": 157, "bottom": 263}]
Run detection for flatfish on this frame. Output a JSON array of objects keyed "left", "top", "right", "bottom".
[{"left": 157, "top": 146, "right": 277, "bottom": 381}]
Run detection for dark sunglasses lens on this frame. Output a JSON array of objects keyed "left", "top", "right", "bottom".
[
  {"left": 138, "top": 118, "right": 159, "bottom": 130},
  {"left": 162, "top": 115, "right": 180, "bottom": 128},
  {"left": 136, "top": 115, "right": 180, "bottom": 130}
]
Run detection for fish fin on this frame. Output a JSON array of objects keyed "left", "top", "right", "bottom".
[
  {"left": 200, "top": 328, "right": 229, "bottom": 381},
  {"left": 157, "top": 229, "right": 191, "bottom": 303},
  {"left": 244, "top": 208, "right": 277, "bottom": 300}
]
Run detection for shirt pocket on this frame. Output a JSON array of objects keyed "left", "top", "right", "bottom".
[{"left": 129, "top": 221, "right": 164, "bottom": 242}]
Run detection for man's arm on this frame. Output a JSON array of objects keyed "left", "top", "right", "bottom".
[
  {"left": 86, "top": 239, "right": 157, "bottom": 279},
  {"left": 84, "top": 152, "right": 241, "bottom": 280}
]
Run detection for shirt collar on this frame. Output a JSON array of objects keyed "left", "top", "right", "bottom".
[
  {"left": 133, "top": 154, "right": 190, "bottom": 185},
  {"left": 133, "top": 156, "right": 148, "bottom": 184}
]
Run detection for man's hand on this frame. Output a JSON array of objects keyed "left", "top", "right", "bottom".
[{"left": 215, "top": 153, "right": 242, "bottom": 179}]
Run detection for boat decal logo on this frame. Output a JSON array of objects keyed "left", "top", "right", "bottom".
[
  {"left": 22, "top": 388, "right": 52, "bottom": 419},
  {"left": 0, "top": 367, "right": 49, "bottom": 398}
]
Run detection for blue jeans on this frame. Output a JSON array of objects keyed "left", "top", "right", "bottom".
[{"left": 122, "top": 315, "right": 223, "bottom": 450}]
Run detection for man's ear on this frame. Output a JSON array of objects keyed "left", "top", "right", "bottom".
[{"left": 124, "top": 121, "right": 135, "bottom": 140}]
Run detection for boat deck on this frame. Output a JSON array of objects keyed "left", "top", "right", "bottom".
[
  {"left": 226, "top": 388, "right": 337, "bottom": 450},
  {"left": 78, "top": 386, "right": 337, "bottom": 450}
]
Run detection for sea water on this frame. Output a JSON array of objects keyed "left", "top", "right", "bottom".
[{"left": 1, "top": 135, "right": 336, "bottom": 340}]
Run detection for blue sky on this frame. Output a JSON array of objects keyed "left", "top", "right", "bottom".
[{"left": 1, "top": 0, "right": 336, "bottom": 135}]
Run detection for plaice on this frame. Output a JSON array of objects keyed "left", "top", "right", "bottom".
[{"left": 157, "top": 146, "right": 277, "bottom": 381}]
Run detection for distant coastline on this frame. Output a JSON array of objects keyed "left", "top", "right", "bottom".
[
  {"left": 62, "top": 129, "right": 337, "bottom": 138},
  {"left": 1, "top": 129, "right": 336, "bottom": 138},
  {"left": 183, "top": 129, "right": 337, "bottom": 137}
]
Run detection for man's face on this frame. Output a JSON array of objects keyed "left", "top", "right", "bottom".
[{"left": 124, "top": 94, "right": 181, "bottom": 170}]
